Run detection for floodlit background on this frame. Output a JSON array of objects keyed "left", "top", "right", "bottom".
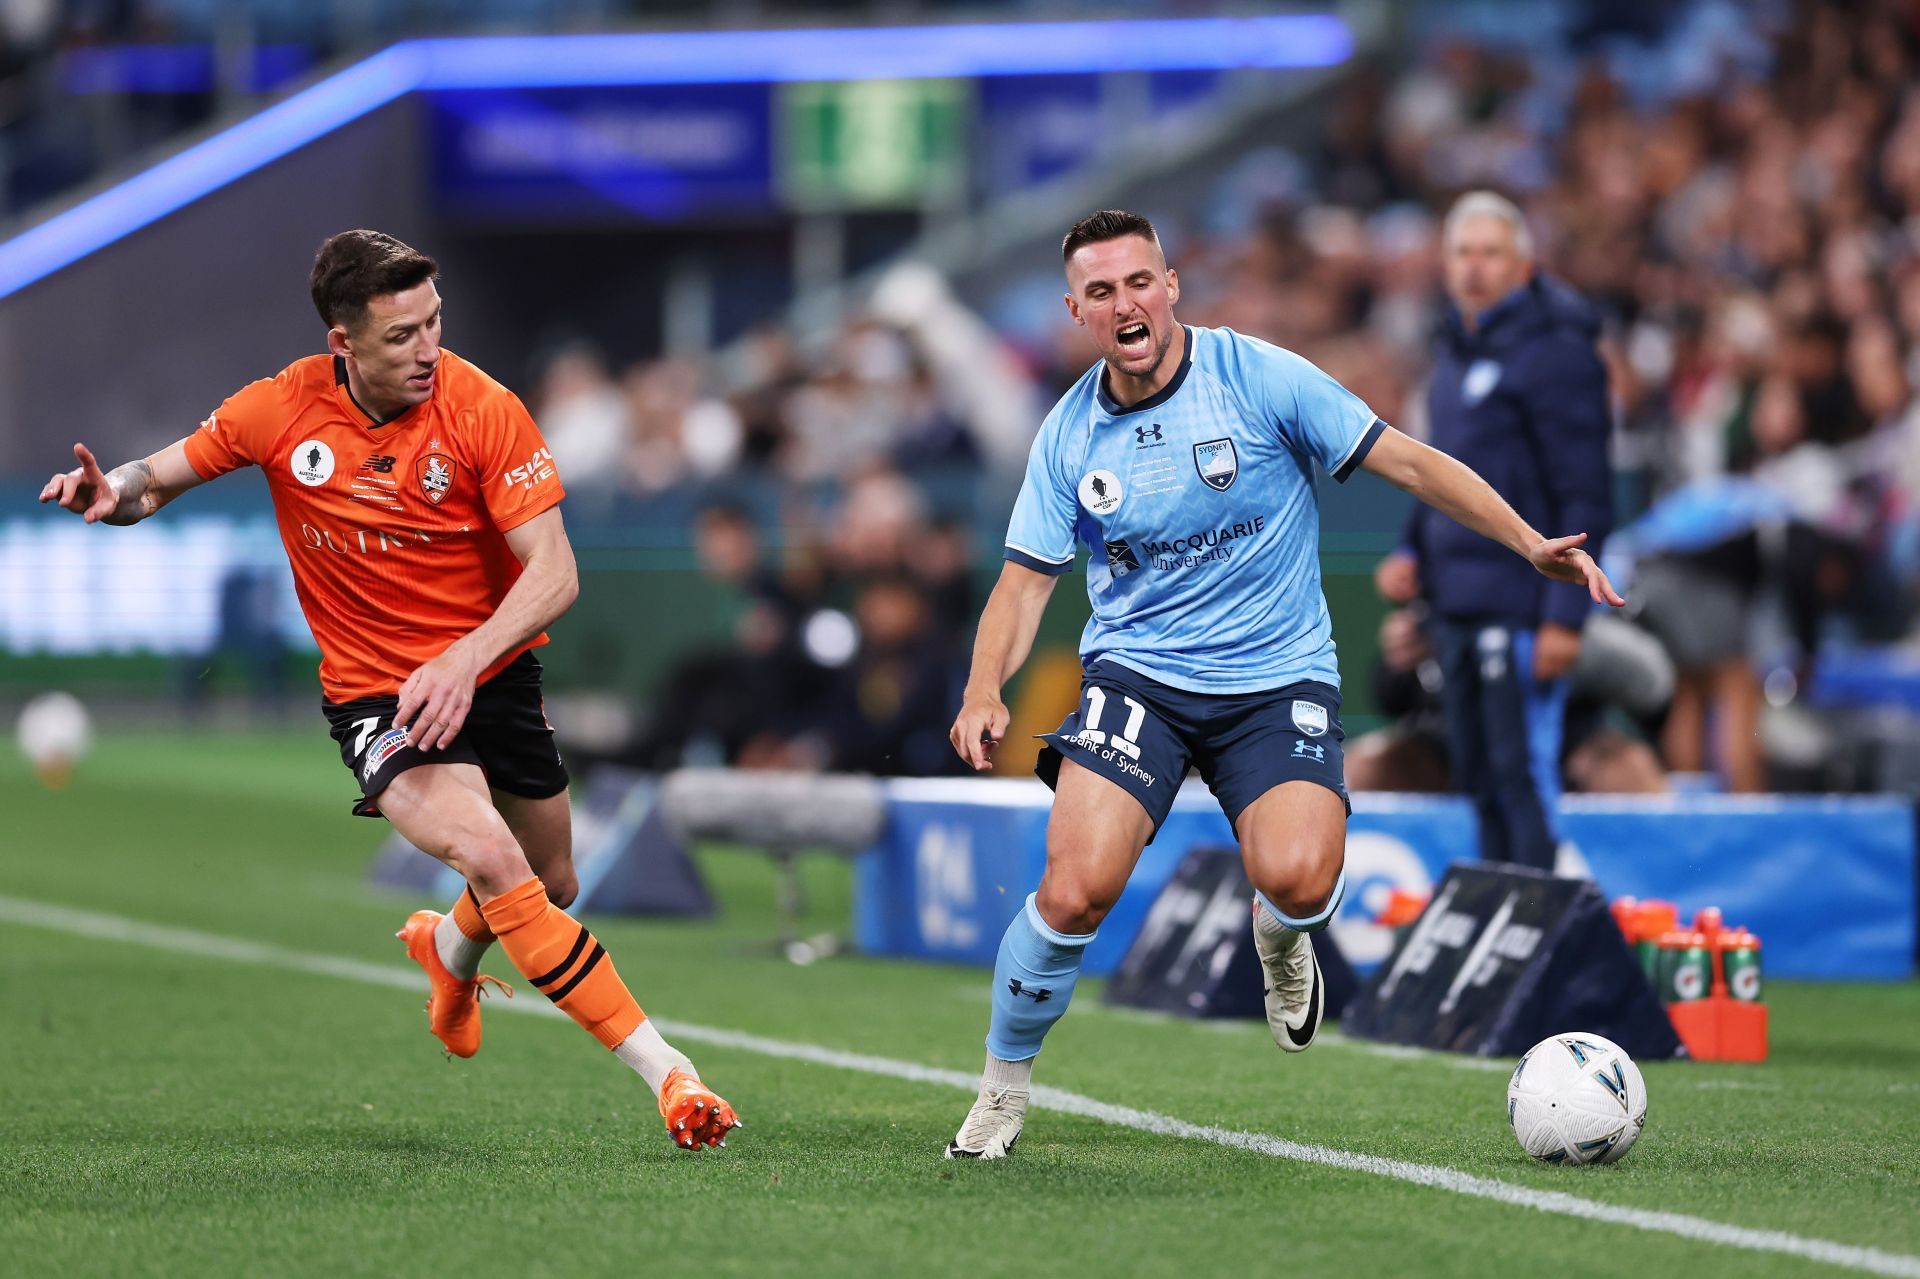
[{"left": 4, "top": 0, "right": 1917, "bottom": 800}]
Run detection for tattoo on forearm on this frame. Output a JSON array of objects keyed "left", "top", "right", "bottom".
[{"left": 103, "top": 459, "right": 155, "bottom": 525}]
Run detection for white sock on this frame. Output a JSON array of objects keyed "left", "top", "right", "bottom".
[
  {"left": 433, "top": 909, "right": 488, "bottom": 981},
  {"left": 1253, "top": 898, "right": 1303, "bottom": 947},
  {"left": 614, "top": 1020, "right": 694, "bottom": 1095},
  {"left": 983, "top": 1052, "right": 1033, "bottom": 1093}
]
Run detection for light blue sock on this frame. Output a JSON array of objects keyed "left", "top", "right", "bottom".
[
  {"left": 985, "top": 893, "right": 1096, "bottom": 1063},
  {"left": 1254, "top": 865, "right": 1348, "bottom": 934}
]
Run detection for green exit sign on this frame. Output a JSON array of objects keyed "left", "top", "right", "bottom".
[{"left": 780, "top": 79, "right": 969, "bottom": 210}]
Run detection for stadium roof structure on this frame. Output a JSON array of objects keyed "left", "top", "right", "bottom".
[{"left": 0, "top": 15, "right": 1352, "bottom": 300}]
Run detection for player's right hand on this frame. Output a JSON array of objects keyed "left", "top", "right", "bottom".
[
  {"left": 38, "top": 444, "right": 116, "bottom": 523},
  {"left": 949, "top": 691, "right": 1010, "bottom": 772},
  {"left": 1374, "top": 551, "right": 1419, "bottom": 603}
]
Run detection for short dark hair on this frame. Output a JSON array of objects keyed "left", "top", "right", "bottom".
[
  {"left": 309, "top": 230, "right": 438, "bottom": 330},
  {"left": 1062, "top": 209, "right": 1160, "bottom": 264}
]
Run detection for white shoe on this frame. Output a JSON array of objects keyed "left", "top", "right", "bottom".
[
  {"left": 944, "top": 1083, "right": 1029, "bottom": 1159},
  {"left": 1253, "top": 905, "right": 1324, "bottom": 1053}
]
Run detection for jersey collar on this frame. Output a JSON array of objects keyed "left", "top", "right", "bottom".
[
  {"left": 1096, "top": 325, "right": 1194, "bottom": 417},
  {"left": 334, "top": 354, "right": 425, "bottom": 430}
]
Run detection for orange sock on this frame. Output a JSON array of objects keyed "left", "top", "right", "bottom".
[
  {"left": 479, "top": 877, "right": 645, "bottom": 1049},
  {"left": 450, "top": 886, "right": 495, "bottom": 946}
]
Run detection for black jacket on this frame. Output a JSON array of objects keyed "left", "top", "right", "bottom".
[{"left": 1405, "top": 273, "right": 1613, "bottom": 631}]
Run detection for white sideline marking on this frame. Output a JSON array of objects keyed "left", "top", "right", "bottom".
[{"left": 3, "top": 893, "right": 1916, "bottom": 1279}]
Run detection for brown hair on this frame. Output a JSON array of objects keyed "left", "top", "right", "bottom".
[
  {"left": 309, "top": 230, "right": 438, "bottom": 330},
  {"left": 1061, "top": 209, "right": 1160, "bottom": 264}
]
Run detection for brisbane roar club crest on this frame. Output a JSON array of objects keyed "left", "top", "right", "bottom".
[
  {"left": 417, "top": 453, "right": 456, "bottom": 505},
  {"left": 1193, "top": 438, "right": 1238, "bottom": 491}
]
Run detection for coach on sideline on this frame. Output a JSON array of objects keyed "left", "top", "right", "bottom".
[{"left": 1374, "top": 191, "right": 1614, "bottom": 871}]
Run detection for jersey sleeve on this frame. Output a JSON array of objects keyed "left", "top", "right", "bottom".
[
  {"left": 181, "top": 377, "right": 282, "bottom": 480},
  {"left": 1003, "top": 409, "right": 1079, "bottom": 575},
  {"left": 1246, "top": 337, "right": 1384, "bottom": 483},
  {"left": 475, "top": 390, "right": 566, "bottom": 533}
]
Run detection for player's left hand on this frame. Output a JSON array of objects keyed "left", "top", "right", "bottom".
[
  {"left": 395, "top": 647, "right": 481, "bottom": 751},
  {"left": 1527, "top": 533, "right": 1625, "bottom": 608}
]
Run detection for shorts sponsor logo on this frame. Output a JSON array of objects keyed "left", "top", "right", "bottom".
[
  {"left": 291, "top": 439, "right": 335, "bottom": 487},
  {"left": 1193, "top": 438, "right": 1238, "bottom": 491},
  {"left": 1078, "top": 468, "right": 1123, "bottom": 515},
  {"left": 1291, "top": 699, "right": 1329, "bottom": 738},
  {"left": 1104, "top": 539, "right": 1140, "bottom": 576},
  {"left": 362, "top": 726, "right": 410, "bottom": 782},
  {"left": 418, "top": 452, "right": 456, "bottom": 505}
]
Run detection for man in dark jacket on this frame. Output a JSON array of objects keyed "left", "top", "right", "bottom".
[{"left": 1375, "top": 191, "right": 1613, "bottom": 870}]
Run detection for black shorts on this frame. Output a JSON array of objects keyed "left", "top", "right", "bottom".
[
  {"left": 322, "top": 651, "right": 570, "bottom": 819},
  {"left": 1036, "top": 659, "right": 1348, "bottom": 839}
]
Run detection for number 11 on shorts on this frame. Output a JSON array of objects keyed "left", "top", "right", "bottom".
[{"left": 1082, "top": 686, "right": 1145, "bottom": 760}]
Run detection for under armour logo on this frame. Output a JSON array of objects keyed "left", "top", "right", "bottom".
[
  {"left": 1292, "top": 740, "right": 1326, "bottom": 762},
  {"left": 1136, "top": 423, "right": 1164, "bottom": 444},
  {"left": 1007, "top": 979, "right": 1052, "bottom": 1003}
]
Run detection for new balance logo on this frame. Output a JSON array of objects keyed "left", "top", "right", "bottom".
[
  {"left": 1135, "top": 423, "right": 1164, "bottom": 445},
  {"left": 1007, "top": 979, "right": 1052, "bottom": 1003},
  {"left": 361, "top": 455, "right": 397, "bottom": 474}
]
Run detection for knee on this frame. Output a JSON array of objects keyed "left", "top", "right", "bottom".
[
  {"left": 543, "top": 870, "right": 579, "bottom": 910},
  {"left": 454, "top": 828, "right": 533, "bottom": 898},
  {"left": 1034, "top": 879, "right": 1115, "bottom": 936},
  {"left": 1249, "top": 845, "right": 1342, "bottom": 921}
]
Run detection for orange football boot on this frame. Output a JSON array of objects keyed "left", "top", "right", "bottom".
[
  {"left": 396, "top": 909, "right": 510, "bottom": 1058},
  {"left": 658, "top": 1067, "right": 741, "bottom": 1150}
]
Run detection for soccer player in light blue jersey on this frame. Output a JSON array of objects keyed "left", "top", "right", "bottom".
[{"left": 943, "top": 210, "right": 1623, "bottom": 1159}]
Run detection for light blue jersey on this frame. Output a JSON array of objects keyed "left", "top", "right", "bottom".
[{"left": 1005, "top": 325, "right": 1384, "bottom": 694}]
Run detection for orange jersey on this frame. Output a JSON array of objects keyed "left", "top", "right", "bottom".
[{"left": 183, "top": 350, "right": 565, "bottom": 701}]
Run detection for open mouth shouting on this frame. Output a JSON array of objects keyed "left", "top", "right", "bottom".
[{"left": 1115, "top": 321, "right": 1152, "bottom": 357}]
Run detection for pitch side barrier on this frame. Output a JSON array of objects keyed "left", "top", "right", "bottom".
[
  {"left": 364, "top": 770, "right": 1914, "bottom": 979},
  {"left": 853, "top": 779, "right": 1917, "bottom": 982}
]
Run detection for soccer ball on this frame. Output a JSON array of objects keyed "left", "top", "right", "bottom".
[
  {"left": 16, "top": 691, "right": 93, "bottom": 789},
  {"left": 1506, "top": 1032, "right": 1646, "bottom": 1165}
]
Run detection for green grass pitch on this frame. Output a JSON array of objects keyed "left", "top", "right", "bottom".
[{"left": 1, "top": 728, "right": 1916, "bottom": 1278}]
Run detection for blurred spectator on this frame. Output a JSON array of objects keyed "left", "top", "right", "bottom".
[{"left": 1381, "top": 190, "right": 1613, "bottom": 869}]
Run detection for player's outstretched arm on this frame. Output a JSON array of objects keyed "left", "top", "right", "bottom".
[
  {"left": 38, "top": 440, "right": 204, "bottom": 526},
  {"left": 1359, "top": 425, "right": 1625, "bottom": 608},
  {"left": 395, "top": 506, "right": 579, "bottom": 752},
  {"left": 950, "top": 561, "right": 1059, "bottom": 771}
]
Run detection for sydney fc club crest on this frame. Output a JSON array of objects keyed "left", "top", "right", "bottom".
[
  {"left": 1193, "top": 439, "right": 1238, "bottom": 491},
  {"left": 1291, "top": 699, "right": 1329, "bottom": 738},
  {"left": 417, "top": 453, "right": 455, "bottom": 505}
]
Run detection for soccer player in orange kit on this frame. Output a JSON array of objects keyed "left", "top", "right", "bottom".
[{"left": 39, "top": 230, "right": 738, "bottom": 1151}]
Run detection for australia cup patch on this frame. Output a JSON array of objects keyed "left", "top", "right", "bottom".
[
  {"left": 418, "top": 453, "right": 456, "bottom": 505},
  {"left": 362, "top": 726, "right": 410, "bottom": 782},
  {"left": 291, "top": 439, "right": 335, "bottom": 487},
  {"left": 1078, "top": 468, "right": 1123, "bottom": 515},
  {"left": 1291, "top": 699, "right": 1329, "bottom": 738},
  {"left": 1193, "top": 438, "right": 1238, "bottom": 491}
]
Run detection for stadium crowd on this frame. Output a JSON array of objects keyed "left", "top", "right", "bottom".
[{"left": 556, "top": 0, "right": 1920, "bottom": 788}]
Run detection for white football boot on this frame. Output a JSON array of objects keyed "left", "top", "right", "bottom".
[
  {"left": 944, "top": 1083, "right": 1029, "bottom": 1159},
  {"left": 1253, "top": 904, "right": 1324, "bottom": 1053}
]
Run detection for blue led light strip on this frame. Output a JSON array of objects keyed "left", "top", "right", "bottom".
[{"left": 0, "top": 16, "right": 1350, "bottom": 299}]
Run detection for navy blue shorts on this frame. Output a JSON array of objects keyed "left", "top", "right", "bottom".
[{"left": 1035, "top": 659, "right": 1348, "bottom": 838}]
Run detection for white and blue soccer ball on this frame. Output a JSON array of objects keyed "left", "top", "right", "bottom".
[
  {"left": 1506, "top": 1032, "right": 1647, "bottom": 1165},
  {"left": 16, "top": 690, "right": 93, "bottom": 788}
]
